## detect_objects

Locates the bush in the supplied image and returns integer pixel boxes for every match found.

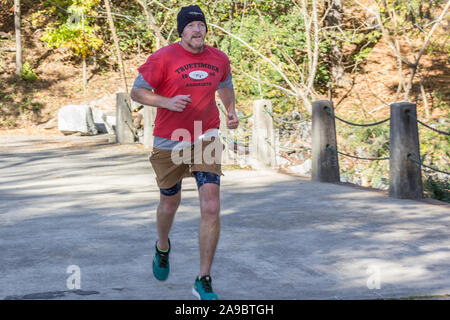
[20,62,38,81]
[423,175,450,203]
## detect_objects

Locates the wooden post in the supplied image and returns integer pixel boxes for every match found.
[116,93,134,144]
[389,102,423,199]
[251,99,275,167]
[311,100,340,182]
[143,106,156,149]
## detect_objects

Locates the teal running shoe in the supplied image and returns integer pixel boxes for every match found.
[192,275,219,300]
[152,239,170,281]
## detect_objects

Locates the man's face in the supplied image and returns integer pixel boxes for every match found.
[181,21,206,51]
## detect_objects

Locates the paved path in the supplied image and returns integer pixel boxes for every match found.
[0,134,449,300]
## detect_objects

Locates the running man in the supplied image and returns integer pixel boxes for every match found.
[130,5,238,300]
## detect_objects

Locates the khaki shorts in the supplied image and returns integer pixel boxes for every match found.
[149,137,224,189]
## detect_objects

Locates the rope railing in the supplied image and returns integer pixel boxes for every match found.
[326,145,389,161]
[322,105,390,165]
[216,99,447,200]
[407,154,450,176]
[406,111,450,136]
[217,100,448,186]
[402,111,450,176]
[279,145,311,152]
[217,103,253,121]
[265,138,311,152]
[219,133,249,147]
[238,113,253,120]
[324,107,390,127]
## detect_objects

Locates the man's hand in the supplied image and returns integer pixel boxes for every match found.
[130,89,191,112]
[164,94,192,112]
[217,87,238,129]
[227,110,239,129]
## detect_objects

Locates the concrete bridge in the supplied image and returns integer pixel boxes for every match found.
[0,134,448,300]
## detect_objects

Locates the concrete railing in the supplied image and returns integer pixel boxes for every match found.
[142,106,156,149]
[116,92,156,147]
[115,92,134,144]
[311,100,340,183]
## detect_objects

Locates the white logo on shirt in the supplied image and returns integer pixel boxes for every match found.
[189,70,208,80]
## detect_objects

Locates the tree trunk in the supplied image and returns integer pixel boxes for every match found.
[14,0,22,76]
[136,0,167,50]
[104,0,128,93]
[403,0,450,100]
[82,11,87,98]
[324,0,349,87]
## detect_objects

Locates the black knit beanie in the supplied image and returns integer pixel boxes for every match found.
[177,5,208,36]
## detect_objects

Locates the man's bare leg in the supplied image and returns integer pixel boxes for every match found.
[198,183,221,276]
[156,191,181,250]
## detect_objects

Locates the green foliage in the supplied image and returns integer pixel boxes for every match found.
[212,4,320,112]
[423,175,450,203]
[337,117,390,189]
[418,117,450,178]
[338,120,390,155]
[41,23,102,58]
[379,0,445,43]
[433,90,450,110]
[111,3,151,54]
[39,0,103,58]
[20,62,38,81]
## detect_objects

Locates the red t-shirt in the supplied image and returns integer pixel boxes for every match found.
[138,43,231,142]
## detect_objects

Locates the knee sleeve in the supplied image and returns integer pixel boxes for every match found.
[160,180,182,196]
[193,171,220,189]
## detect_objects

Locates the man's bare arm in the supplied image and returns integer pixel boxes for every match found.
[130,88,192,113]
[217,87,238,129]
